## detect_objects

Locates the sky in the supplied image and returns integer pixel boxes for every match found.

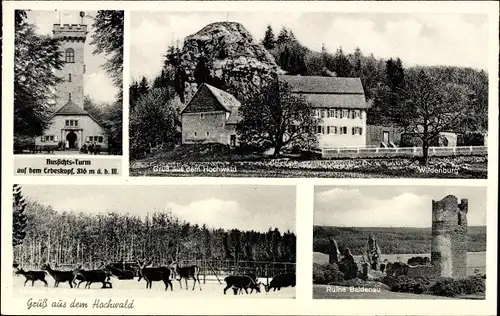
[130,11,489,81]
[21,185,296,233]
[314,186,487,228]
[26,10,118,104]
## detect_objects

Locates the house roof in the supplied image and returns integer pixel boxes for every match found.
[204,84,241,112]
[279,75,369,109]
[279,75,365,94]
[54,100,89,115]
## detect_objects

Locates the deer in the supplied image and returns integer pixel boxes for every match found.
[137,260,173,291]
[15,268,48,287]
[265,273,296,293]
[169,261,202,291]
[105,264,135,280]
[41,263,77,288]
[223,275,261,295]
[72,266,112,289]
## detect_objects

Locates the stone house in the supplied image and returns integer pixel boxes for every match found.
[180,83,241,146]
[35,21,108,150]
[279,75,370,149]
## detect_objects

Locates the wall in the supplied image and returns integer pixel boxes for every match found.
[366,125,403,146]
[35,115,108,148]
[316,109,367,148]
[54,25,87,110]
[182,111,231,145]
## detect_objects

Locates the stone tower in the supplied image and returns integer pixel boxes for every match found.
[52,13,88,110]
[431,195,468,279]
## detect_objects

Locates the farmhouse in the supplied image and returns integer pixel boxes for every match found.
[279,75,370,149]
[35,19,108,150]
[180,83,241,146]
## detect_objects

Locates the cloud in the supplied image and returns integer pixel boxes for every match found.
[315,188,431,227]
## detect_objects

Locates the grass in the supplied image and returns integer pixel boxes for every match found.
[130,144,488,178]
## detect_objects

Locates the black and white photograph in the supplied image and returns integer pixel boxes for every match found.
[313,185,487,299]
[13,10,123,156]
[129,11,489,178]
[11,184,296,299]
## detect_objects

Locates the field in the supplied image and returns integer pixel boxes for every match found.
[12,275,295,299]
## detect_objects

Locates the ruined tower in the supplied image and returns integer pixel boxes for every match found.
[431,195,468,279]
[52,12,88,110]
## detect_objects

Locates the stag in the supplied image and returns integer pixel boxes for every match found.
[137,260,173,291]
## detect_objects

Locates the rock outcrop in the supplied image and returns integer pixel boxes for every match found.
[178,21,283,101]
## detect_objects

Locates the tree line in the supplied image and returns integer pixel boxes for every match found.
[313,226,486,255]
[13,10,123,152]
[129,23,488,163]
[13,194,296,267]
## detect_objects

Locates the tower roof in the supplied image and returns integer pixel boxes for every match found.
[55,100,88,115]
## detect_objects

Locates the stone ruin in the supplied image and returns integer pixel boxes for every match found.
[366,233,382,270]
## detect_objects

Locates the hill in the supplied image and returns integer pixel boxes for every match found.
[313,225,486,255]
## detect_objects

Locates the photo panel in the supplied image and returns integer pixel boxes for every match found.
[312,185,487,300]
[13,9,124,176]
[11,184,296,299]
[129,10,489,179]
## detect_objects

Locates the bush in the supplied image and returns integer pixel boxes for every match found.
[382,275,431,294]
[429,276,485,297]
[313,263,345,285]
[457,131,486,146]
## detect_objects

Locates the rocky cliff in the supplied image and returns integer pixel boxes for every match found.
[178,22,283,101]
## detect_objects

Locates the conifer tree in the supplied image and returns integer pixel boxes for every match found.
[13,184,27,247]
[262,25,276,50]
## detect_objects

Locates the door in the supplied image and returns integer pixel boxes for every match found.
[383,131,390,144]
[230,135,236,147]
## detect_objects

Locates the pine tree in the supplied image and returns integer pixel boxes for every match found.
[13,184,27,247]
[277,27,290,45]
[262,25,276,50]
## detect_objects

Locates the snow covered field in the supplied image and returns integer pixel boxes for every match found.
[12,274,295,299]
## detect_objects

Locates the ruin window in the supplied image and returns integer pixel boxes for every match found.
[458,213,462,225]
[65,48,75,63]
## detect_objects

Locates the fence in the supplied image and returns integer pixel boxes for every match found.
[321,146,488,159]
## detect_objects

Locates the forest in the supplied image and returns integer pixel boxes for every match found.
[129,24,488,159]
[313,225,487,255]
[12,187,296,268]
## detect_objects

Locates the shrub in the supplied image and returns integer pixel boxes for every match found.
[313,263,345,285]
[429,276,485,297]
[383,275,431,294]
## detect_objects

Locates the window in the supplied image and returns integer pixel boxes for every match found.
[313,109,321,117]
[326,126,330,134]
[316,126,325,134]
[206,132,210,136]
[68,73,72,82]
[340,126,347,135]
[69,93,72,101]
[352,127,363,135]
[65,48,75,63]
[98,136,103,143]
[342,110,349,119]
[201,113,205,119]
[42,135,55,142]
[335,109,341,118]
[330,126,337,134]
[65,120,79,127]
[354,110,361,119]
[194,132,197,136]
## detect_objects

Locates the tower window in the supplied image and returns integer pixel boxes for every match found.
[69,93,72,101]
[65,48,75,63]
[458,213,462,225]
[68,73,72,82]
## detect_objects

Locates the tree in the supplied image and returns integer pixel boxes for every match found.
[333,47,353,77]
[129,87,180,158]
[90,11,124,90]
[14,10,64,142]
[276,27,290,45]
[13,184,27,247]
[262,25,276,50]
[394,68,475,164]
[238,81,318,156]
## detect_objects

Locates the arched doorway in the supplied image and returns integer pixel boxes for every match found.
[66,131,77,149]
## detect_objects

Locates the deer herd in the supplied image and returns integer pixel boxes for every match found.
[13,260,296,295]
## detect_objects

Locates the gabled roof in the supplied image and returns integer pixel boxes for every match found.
[181,83,241,114]
[279,75,365,95]
[54,100,89,115]
[279,75,369,109]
